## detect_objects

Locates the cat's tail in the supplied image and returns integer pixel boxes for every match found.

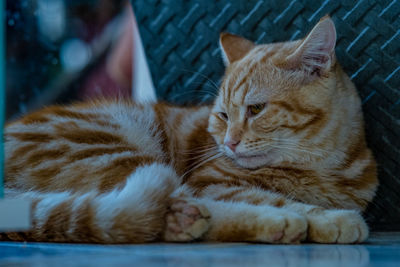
[1,163,179,243]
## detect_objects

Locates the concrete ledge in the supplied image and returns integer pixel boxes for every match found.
[0,198,31,231]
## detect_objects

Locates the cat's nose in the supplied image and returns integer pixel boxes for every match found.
[225,139,241,152]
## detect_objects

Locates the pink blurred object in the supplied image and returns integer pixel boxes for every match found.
[80,3,135,100]
[81,62,131,99]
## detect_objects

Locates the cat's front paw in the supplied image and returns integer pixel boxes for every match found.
[257,211,308,244]
[307,209,369,243]
[163,198,210,242]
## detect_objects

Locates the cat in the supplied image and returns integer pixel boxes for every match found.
[1,16,378,244]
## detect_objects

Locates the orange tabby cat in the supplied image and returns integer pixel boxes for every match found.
[2,16,377,244]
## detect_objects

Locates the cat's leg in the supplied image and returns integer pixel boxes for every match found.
[285,202,369,243]
[203,185,369,243]
[2,163,180,243]
[199,198,308,243]
[163,185,306,243]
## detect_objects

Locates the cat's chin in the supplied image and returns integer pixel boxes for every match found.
[233,154,274,169]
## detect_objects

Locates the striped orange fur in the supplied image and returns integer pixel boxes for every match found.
[2,17,377,244]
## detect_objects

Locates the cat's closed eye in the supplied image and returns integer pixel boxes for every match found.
[218,112,229,121]
[247,103,266,117]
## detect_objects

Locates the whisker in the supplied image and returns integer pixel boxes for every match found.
[248,139,326,157]
[170,90,217,103]
[181,146,218,155]
[186,150,219,161]
[266,143,325,158]
[170,87,219,98]
[244,139,341,164]
[177,68,220,92]
[181,152,223,179]
[187,82,219,96]
[185,149,219,167]
[270,137,348,154]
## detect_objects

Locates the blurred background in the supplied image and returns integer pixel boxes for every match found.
[6,0,136,120]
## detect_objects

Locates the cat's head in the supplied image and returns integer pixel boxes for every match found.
[208,16,341,169]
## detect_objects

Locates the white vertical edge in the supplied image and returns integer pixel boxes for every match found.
[131,11,157,103]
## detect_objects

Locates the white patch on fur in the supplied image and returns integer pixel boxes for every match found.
[179,106,210,138]
[249,47,268,63]
[93,102,161,157]
[67,192,94,237]
[94,163,179,231]
[342,158,370,179]
[31,191,71,228]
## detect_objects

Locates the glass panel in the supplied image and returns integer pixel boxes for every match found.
[6,0,127,121]
[1,0,5,198]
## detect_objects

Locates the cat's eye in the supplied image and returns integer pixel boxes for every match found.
[218,112,228,121]
[247,103,266,117]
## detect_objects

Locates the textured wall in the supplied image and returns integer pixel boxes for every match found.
[132,0,400,230]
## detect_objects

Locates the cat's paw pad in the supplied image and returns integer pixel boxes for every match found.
[259,211,307,244]
[307,209,369,243]
[164,198,210,242]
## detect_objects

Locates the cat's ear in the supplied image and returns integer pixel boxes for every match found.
[219,33,255,65]
[282,16,336,77]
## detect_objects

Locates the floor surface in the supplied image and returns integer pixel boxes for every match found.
[1,232,399,267]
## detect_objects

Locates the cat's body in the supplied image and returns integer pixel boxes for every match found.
[2,17,377,243]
